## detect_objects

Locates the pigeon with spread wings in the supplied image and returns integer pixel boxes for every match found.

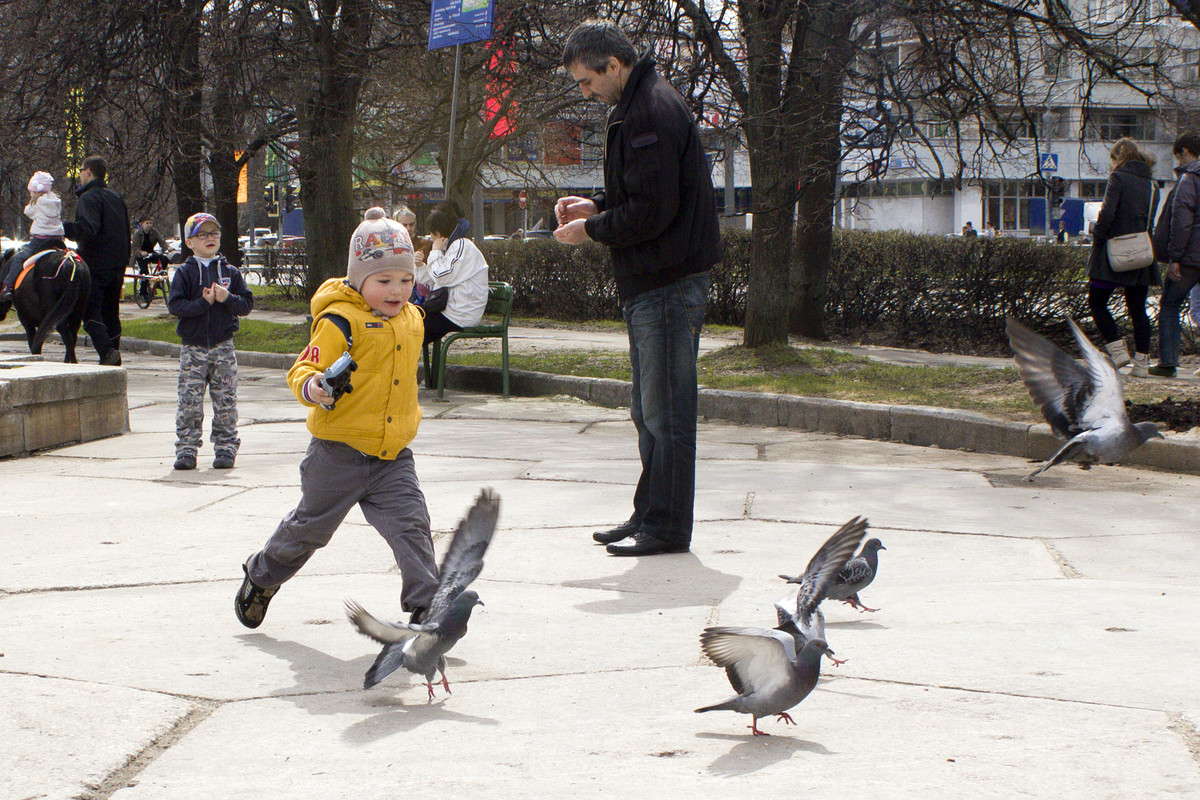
[346,488,499,696]
[696,628,835,736]
[1006,317,1162,479]
[775,516,869,647]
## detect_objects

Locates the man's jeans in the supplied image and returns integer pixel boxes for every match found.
[622,271,710,548]
[1158,266,1200,367]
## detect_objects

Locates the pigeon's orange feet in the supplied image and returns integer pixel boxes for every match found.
[425,682,437,701]
[441,674,452,694]
[775,712,796,725]
[749,720,770,736]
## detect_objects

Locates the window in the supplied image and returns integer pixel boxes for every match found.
[842,179,953,198]
[579,128,604,165]
[926,120,953,139]
[1182,49,1200,82]
[1085,111,1155,141]
[1042,41,1067,81]
[1079,180,1108,199]
[983,180,1044,231]
[1089,0,1165,23]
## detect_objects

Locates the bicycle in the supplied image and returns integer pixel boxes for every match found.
[127,252,172,308]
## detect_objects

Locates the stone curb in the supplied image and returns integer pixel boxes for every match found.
[34,334,1200,476]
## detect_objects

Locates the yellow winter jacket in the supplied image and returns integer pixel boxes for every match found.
[287,278,424,459]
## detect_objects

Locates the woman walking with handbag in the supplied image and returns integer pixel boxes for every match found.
[1086,137,1160,377]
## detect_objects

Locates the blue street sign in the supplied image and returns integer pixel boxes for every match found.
[1039,153,1058,172]
[429,0,494,50]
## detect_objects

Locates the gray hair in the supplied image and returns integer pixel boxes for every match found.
[393,205,416,223]
[562,20,637,72]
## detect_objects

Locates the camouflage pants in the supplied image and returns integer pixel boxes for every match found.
[175,340,240,457]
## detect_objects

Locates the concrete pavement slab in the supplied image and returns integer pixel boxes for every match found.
[2,347,1199,798]
[0,674,196,800]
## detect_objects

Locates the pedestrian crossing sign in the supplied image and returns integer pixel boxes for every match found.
[1039,153,1058,172]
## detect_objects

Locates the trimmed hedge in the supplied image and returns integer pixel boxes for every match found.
[480,229,1092,354]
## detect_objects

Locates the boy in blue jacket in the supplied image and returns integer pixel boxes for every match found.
[166,213,254,470]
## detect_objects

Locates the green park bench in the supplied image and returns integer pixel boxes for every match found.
[422,281,515,400]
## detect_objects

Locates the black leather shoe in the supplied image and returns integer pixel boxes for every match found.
[606,531,689,557]
[592,518,641,545]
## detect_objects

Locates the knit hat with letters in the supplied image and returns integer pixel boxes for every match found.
[347,207,414,291]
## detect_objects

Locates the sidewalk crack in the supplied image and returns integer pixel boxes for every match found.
[75,700,221,799]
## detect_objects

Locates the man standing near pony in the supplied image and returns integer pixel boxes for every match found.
[64,156,130,366]
[554,21,721,557]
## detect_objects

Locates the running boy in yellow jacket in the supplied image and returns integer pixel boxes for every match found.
[236,208,437,629]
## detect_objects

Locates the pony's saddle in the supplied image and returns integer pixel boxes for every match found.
[14,249,82,291]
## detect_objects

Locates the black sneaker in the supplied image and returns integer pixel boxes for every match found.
[1147,364,1177,378]
[100,350,122,367]
[174,453,197,470]
[235,559,278,629]
[213,454,235,469]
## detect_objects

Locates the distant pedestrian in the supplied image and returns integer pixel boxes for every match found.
[63,156,130,366]
[235,208,438,634]
[393,205,417,239]
[1087,137,1160,379]
[554,20,721,557]
[984,221,999,238]
[166,213,253,470]
[1148,132,1200,378]
[0,171,66,318]
[130,218,168,268]
[1056,221,1069,244]
[962,221,977,237]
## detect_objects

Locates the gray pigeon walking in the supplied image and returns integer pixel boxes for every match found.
[1007,316,1163,479]
[345,488,499,696]
[775,516,869,652]
[826,538,885,612]
[696,629,835,736]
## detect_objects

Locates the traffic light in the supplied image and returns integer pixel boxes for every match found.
[263,185,279,215]
[1048,176,1066,210]
[284,184,295,214]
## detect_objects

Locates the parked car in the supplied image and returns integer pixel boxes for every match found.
[238,228,276,249]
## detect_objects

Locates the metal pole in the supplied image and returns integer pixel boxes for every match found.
[445,43,462,200]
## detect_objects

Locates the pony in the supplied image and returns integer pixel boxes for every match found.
[6,247,91,363]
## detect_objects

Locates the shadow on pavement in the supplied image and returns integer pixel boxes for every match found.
[236,633,498,744]
[562,552,741,614]
[695,730,832,776]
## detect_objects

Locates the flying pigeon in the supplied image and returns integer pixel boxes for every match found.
[696,628,835,736]
[1006,316,1163,479]
[345,488,499,697]
[825,538,885,613]
[775,516,870,655]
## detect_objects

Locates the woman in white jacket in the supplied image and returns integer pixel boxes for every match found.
[415,201,489,345]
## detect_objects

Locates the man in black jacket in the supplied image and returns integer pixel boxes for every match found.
[1149,132,1200,378]
[64,156,130,366]
[555,21,721,557]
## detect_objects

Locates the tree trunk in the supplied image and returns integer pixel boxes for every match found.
[742,142,798,347]
[291,0,373,293]
[788,4,858,339]
[164,0,205,252]
[739,1,797,348]
[210,148,242,267]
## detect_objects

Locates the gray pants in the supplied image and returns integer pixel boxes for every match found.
[247,439,438,614]
[175,340,240,457]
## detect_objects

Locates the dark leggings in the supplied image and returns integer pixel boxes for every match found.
[422,310,463,345]
[1088,283,1151,353]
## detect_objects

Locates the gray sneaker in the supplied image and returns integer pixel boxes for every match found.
[235,559,278,629]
